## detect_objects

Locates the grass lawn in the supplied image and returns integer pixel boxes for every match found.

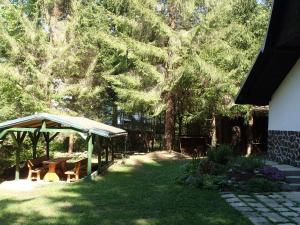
[0,151,252,225]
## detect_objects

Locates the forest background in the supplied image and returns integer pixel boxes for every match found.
[0,0,272,150]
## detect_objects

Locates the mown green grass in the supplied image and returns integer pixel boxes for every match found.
[0,156,251,225]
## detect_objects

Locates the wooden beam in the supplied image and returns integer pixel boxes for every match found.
[10,131,27,146]
[49,132,59,142]
[20,131,27,143]
[15,146,20,180]
[0,130,8,140]
[40,128,84,135]
[16,132,21,140]
[29,132,40,159]
[10,132,18,144]
[42,120,46,129]
[0,127,87,138]
[95,136,102,173]
[9,132,26,180]
[9,132,20,180]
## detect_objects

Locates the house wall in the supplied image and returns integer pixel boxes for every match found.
[268,58,300,166]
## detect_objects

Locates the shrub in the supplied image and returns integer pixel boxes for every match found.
[175,157,201,185]
[260,166,285,181]
[175,174,189,185]
[244,177,281,192]
[207,144,233,164]
[202,174,226,190]
[232,156,264,172]
[175,173,203,187]
[218,163,232,174]
[198,159,216,174]
[181,158,200,176]
[185,175,204,187]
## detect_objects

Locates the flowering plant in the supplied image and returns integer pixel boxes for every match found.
[259,166,285,181]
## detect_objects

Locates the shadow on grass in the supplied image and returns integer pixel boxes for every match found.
[0,158,251,225]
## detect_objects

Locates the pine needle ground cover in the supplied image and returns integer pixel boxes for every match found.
[0,152,251,225]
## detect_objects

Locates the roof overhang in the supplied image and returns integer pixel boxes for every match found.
[235,0,300,105]
[0,113,127,139]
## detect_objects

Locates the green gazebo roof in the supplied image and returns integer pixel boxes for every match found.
[0,113,127,138]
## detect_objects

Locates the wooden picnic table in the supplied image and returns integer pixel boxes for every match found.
[43,157,71,182]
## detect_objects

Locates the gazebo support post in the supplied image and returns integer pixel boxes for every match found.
[10,131,27,180]
[105,144,109,163]
[124,135,127,155]
[87,134,94,176]
[111,139,114,161]
[29,132,40,159]
[95,135,102,173]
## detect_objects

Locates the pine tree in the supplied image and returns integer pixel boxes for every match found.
[88,0,207,150]
[0,1,49,119]
[179,0,271,145]
[0,0,271,151]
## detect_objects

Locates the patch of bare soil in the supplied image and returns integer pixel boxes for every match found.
[146,151,191,161]
[112,151,190,171]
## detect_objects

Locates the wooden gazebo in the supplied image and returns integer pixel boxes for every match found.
[0,113,127,180]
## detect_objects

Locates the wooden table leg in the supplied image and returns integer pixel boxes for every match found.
[43,163,59,182]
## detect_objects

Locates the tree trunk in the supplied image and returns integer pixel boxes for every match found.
[68,134,74,154]
[159,114,162,150]
[164,92,175,151]
[246,115,254,156]
[164,3,177,151]
[178,115,183,138]
[112,103,118,126]
[47,1,70,45]
[211,115,217,148]
[44,133,50,159]
[42,1,71,110]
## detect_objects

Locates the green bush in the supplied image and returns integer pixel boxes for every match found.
[207,144,233,164]
[180,158,200,176]
[232,156,264,172]
[175,173,226,190]
[198,159,216,174]
[213,163,231,175]
[176,145,282,192]
[198,159,229,176]
[185,175,204,187]
[175,174,189,185]
[202,174,226,190]
[244,177,281,192]
[175,173,203,187]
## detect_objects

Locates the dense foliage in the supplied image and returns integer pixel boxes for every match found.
[176,145,285,192]
[0,0,271,149]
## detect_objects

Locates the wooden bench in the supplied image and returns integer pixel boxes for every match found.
[27,155,48,181]
[65,158,87,182]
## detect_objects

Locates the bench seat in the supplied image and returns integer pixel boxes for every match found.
[27,155,48,181]
[65,158,87,182]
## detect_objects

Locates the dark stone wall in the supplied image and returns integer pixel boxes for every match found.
[268,130,300,166]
